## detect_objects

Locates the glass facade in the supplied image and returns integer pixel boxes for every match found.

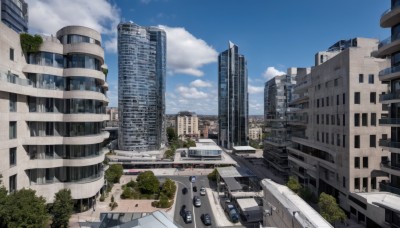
[66,54,101,71]
[29,122,103,137]
[1,0,28,33]
[27,143,103,160]
[218,42,248,149]
[117,22,166,151]
[28,97,106,114]
[59,34,101,46]
[28,52,101,71]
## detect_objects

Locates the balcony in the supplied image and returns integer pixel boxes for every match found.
[381,162,400,177]
[264,137,291,147]
[379,139,400,154]
[379,182,400,195]
[376,34,400,57]
[379,118,400,126]
[379,92,400,103]
[379,65,400,81]
[380,4,400,28]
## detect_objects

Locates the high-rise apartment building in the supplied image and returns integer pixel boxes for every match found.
[218,41,248,149]
[0,23,109,210]
[263,68,308,180]
[117,22,166,152]
[288,38,390,218]
[1,0,28,33]
[176,111,199,139]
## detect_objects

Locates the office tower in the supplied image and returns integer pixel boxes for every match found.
[263,68,308,180]
[288,38,391,224]
[218,41,249,149]
[0,23,109,210]
[1,0,28,33]
[117,22,166,152]
[176,111,199,139]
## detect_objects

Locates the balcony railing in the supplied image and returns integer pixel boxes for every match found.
[381,161,400,171]
[379,93,400,102]
[378,34,400,49]
[265,137,290,145]
[379,118,400,125]
[379,139,400,148]
[380,182,400,195]
[379,65,400,77]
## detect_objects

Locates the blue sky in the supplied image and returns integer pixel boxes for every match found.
[27,0,390,115]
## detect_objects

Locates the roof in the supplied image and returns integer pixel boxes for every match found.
[356,192,400,214]
[232,146,256,151]
[236,198,260,211]
[189,145,222,151]
[261,179,333,228]
[97,211,181,228]
[197,139,216,143]
[224,177,243,191]
[217,166,256,178]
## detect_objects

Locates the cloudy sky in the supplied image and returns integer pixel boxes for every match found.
[26,0,389,115]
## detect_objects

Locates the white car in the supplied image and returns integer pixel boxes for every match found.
[200,187,206,196]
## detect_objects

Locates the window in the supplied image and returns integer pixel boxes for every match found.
[363,157,369,168]
[331,115,335,125]
[343,176,346,188]
[317,115,319,124]
[355,178,360,191]
[359,74,364,83]
[343,114,345,126]
[337,134,340,146]
[355,135,360,148]
[368,74,374,84]
[362,113,368,126]
[9,122,17,139]
[343,135,346,147]
[9,148,16,167]
[355,92,360,104]
[371,113,376,126]
[343,93,346,105]
[355,157,360,168]
[355,113,360,126]
[370,135,376,147]
[326,133,329,144]
[317,99,319,108]
[9,93,17,112]
[9,48,14,61]
[9,175,16,193]
[337,95,339,105]
[370,92,376,104]
[322,114,324,124]
[322,99,324,107]
[317,132,319,141]
[322,132,325,143]
[326,115,329,125]
[337,114,340,126]
[334,78,338,86]
[331,133,334,145]
[363,178,368,192]
[326,97,329,106]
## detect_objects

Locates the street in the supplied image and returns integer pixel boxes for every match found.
[159,175,217,228]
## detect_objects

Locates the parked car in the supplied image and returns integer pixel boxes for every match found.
[200,186,206,196]
[193,196,201,207]
[225,204,239,223]
[201,213,212,226]
[182,187,188,195]
[180,205,186,216]
[193,185,197,192]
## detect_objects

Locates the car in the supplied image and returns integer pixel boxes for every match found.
[189,176,196,183]
[182,187,188,195]
[201,213,212,226]
[193,196,201,207]
[193,186,197,192]
[184,210,192,223]
[225,204,239,223]
[200,187,206,196]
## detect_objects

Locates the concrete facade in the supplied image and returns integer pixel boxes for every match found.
[0,23,109,210]
[288,37,391,225]
[176,111,199,139]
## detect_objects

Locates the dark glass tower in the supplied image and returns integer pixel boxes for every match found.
[117,22,166,152]
[218,41,248,149]
[1,0,28,33]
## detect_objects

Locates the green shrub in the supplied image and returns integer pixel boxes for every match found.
[109,202,118,211]
[99,193,105,202]
[208,169,218,181]
[126,180,136,188]
[20,33,43,53]
[121,187,133,199]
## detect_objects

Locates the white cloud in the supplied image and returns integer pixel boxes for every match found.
[176,86,208,99]
[263,67,285,81]
[26,0,120,53]
[158,25,218,77]
[248,85,263,94]
[190,79,212,88]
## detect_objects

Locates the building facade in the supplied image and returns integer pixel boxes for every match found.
[218,41,249,149]
[117,22,166,152]
[249,127,262,140]
[0,23,109,210]
[176,111,199,139]
[0,0,28,33]
[288,38,391,224]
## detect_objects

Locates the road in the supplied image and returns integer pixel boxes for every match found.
[159,175,217,228]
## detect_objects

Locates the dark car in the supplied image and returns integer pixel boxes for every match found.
[182,187,188,194]
[180,205,186,216]
[193,186,197,192]
[201,213,212,226]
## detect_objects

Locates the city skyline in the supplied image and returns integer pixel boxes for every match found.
[24,0,390,115]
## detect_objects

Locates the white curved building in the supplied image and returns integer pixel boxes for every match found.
[0,23,109,211]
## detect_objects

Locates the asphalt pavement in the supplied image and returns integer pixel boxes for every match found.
[159,175,216,228]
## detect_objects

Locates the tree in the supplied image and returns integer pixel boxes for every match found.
[207,169,218,181]
[286,176,302,194]
[0,174,7,227]
[167,127,178,143]
[162,178,177,199]
[50,189,74,228]
[1,188,48,228]
[137,171,160,194]
[105,164,123,184]
[183,139,196,148]
[318,192,347,224]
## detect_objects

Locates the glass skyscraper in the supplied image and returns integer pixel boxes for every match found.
[1,0,28,33]
[117,22,166,152]
[218,41,249,149]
